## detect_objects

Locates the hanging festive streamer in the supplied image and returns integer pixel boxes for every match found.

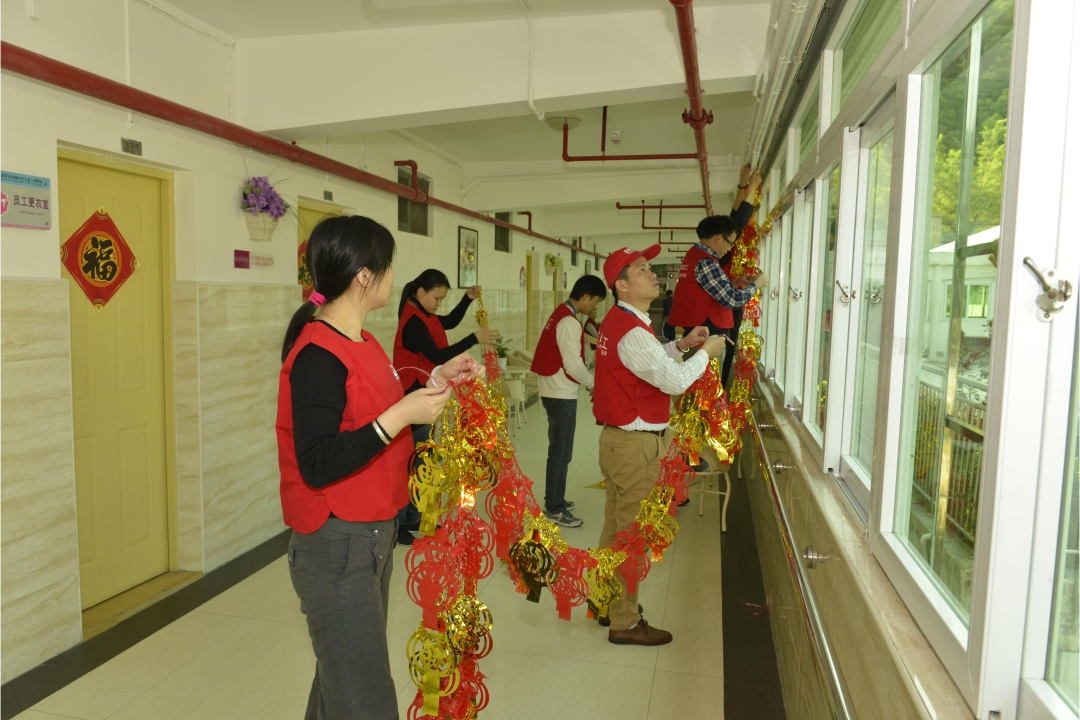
[403,221,780,716]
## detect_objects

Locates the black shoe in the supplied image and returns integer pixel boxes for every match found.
[678,496,690,507]
[396,526,415,546]
[598,604,644,627]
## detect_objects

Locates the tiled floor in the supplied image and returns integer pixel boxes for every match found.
[18,394,726,720]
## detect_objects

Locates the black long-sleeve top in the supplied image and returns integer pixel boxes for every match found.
[719,200,756,267]
[722,200,757,327]
[290,322,391,489]
[400,294,477,393]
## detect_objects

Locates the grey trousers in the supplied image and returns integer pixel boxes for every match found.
[288,516,399,720]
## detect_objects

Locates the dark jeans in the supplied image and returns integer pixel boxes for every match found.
[541,397,577,514]
[396,424,430,528]
[289,517,398,720]
[661,319,676,341]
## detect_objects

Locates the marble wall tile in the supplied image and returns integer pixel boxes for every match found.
[172,282,203,571]
[1,279,83,682]
[198,284,300,571]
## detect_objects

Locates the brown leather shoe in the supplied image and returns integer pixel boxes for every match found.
[598,604,643,627]
[608,618,672,646]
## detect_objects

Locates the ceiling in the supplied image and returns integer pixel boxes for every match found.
[167,0,764,39]
[395,92,756,163]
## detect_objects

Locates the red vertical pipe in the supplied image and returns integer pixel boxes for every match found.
[670,0,715,216]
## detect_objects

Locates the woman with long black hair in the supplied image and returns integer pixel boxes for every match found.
[277,216,483,720]
[392,269,499,544]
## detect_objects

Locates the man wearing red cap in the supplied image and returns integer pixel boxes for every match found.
[593,244,728,646]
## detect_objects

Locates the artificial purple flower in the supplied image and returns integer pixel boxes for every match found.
[241,176,289,219]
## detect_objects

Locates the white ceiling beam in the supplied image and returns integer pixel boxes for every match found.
[235,4,769,139]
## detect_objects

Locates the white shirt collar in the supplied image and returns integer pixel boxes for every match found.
[617,300,652,324]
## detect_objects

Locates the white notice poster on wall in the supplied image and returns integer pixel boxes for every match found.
[1,171,52,230]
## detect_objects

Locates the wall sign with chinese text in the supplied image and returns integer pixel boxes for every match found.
[1,171,52,230]
[234,250,274,270]
[60,208,137,309]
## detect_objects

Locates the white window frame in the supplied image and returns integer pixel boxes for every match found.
[799,159,838,456]
[837,98,898,514]
[774,210,794,391]
[863,0,1080,716]
[785,185,815,412]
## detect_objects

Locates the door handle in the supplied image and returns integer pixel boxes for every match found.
[835,280,854,306]
[789,286,803,300]
[1023,257,1073,321]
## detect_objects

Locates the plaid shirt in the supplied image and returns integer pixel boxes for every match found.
[692,243,757,308]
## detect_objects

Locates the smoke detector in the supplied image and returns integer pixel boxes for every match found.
[544,116,582,131]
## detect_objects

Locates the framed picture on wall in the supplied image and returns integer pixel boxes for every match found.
[458,226,478,287]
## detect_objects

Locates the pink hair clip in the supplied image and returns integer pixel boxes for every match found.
[310,292,326,307]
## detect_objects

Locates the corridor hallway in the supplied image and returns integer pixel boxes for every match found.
[14,399,752,720]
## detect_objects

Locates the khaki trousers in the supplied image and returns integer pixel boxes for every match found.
[597,425,666,630]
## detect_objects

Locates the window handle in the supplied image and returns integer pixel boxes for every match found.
[770,288,780,300]
[789,286,803,300]
[835,280,854,306]
[866,285,884,306]
[1023,257,1072,321]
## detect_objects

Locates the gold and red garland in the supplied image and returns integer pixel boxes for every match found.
[404,192,781,718]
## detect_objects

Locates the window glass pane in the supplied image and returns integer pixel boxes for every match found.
[850,129,893,473]
[809,163,841,436]
[1047,313,1080,712]
[832,0,903,120]
[776,211,793,390]
[800,91,820,167]
[894,0,1014,623]
[966,285,990,318]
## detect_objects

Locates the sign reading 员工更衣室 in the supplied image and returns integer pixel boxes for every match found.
[1,171,52,229]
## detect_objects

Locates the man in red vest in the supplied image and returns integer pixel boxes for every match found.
[530,274,608,528]
[593,244,728,646]
[669,167,764,384]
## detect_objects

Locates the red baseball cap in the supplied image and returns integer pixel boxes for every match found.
[603,244,661,288]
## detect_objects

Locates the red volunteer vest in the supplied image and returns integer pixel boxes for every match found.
[592,306,672,427]
[530,302,586,382]
[393,301,449,391]
[667,245,734,330]
[278,322,413,534]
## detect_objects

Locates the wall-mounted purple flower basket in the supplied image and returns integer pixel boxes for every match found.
[241,176,289,241]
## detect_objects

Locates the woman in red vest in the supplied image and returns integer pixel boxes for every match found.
[278,216,483,720]
[392,269,499,544]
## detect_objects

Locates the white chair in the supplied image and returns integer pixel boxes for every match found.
[688,444,733,532]
[502,378,527,435]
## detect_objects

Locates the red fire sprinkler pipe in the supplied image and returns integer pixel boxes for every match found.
[639,203,696,231]
[670,0,715,217]
[0,41,603,260]
[516,211,533,232]
[562,122,698,163]
[393,160,428,203]
[615,202,705,210]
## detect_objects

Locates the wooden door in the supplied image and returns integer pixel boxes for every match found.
[59,158,170,609]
